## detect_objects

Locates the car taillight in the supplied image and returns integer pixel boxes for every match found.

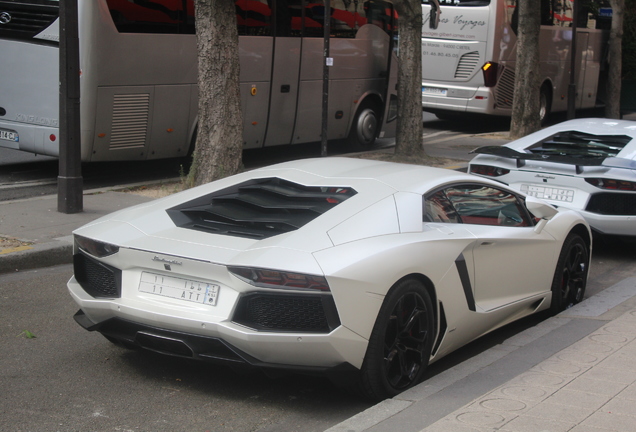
[585,178,636,191]
[470,164,510,177]
[74,235,119,257]
[482,62,499,87]
[228,267,330,292]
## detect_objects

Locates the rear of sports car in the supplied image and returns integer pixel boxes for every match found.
[67,172,393,378]
[469,121,636,236]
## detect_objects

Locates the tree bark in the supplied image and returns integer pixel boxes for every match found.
[394,0,423,156]
[605,0,624,119]
[189,0,243,187]
[509,0,541,139]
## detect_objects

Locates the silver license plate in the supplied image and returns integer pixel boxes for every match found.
[521,184,575,203]
[139,272,219,306]
[422,87,447,96]
[0,129,18,142]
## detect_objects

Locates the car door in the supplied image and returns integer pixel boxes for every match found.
[432,183,557,312]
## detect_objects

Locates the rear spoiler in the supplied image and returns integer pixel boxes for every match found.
[471,146,636,174]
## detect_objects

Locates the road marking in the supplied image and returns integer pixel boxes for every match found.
[0,245,34,255]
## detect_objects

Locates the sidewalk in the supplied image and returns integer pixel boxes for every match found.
[327,278,636,432]
[1,128,636,432]
[0,188,154,273]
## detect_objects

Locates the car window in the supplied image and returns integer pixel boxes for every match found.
[423,190,460,223]
[444,185,531,227]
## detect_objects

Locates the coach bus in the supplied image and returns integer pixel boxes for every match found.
[420,0,611,122]
[0,0,397,162]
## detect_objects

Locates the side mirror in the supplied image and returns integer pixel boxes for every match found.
[525,196,558,234]
[525,196,558,220]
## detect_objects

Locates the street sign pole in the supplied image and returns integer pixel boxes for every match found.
[58,0,83,213]
[321,0,331,157]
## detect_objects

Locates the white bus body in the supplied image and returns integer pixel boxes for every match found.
[0,0,397,162]
[420,0,610,119]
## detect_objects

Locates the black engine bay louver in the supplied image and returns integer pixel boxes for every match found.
[166,178,357,239]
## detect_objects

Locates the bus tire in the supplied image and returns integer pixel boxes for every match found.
[539,84,552,126]
[348,101,380,151]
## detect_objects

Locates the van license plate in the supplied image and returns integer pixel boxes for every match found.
[0,129,18,142]
[422,87,447,96]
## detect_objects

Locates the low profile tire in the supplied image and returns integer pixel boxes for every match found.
[347,102,379,151]
[358,279,435,401]
[550,233,589,314]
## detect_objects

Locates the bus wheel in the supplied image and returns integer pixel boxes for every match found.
[348,102,379,151]
[539,85,552,126]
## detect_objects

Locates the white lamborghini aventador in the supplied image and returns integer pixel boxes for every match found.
[68,157,591,400]
[469,118,636,237]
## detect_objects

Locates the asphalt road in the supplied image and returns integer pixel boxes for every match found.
[0,265,371,432]
[2,236,635,432]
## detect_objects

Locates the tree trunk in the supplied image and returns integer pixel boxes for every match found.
[394,0,423,157]
[189,0,243,187]
[510,0,541,139]
[605,0,624,119]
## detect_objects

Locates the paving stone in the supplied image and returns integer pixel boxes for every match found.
[581,411,636,430]
[616,382,636,401]
[598,350,636,372]
[563,376,628,397]
[423,417,493,432]
[506,372,572,389]
[497,414,575,432]
[523,401,593,423]
[488,385,555,403]
[545,388,611,410]
[600,397,636,417]
[569,424,617,432]
[580,366,636,385]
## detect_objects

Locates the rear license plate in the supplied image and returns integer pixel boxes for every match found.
[521,184,574,203]
[422,87,447,96]
[139,272,219,306]
[0,129,18,142]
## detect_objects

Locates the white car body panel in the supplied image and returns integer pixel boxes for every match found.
[68,157,591,378]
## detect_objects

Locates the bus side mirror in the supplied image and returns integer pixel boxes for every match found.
[429,0,441,30]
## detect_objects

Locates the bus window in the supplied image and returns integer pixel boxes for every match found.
[106,0,194,34]
[236,0,272,36]
[421,0,491,5]
[299,0,396,38]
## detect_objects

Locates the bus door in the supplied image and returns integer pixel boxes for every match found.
[263,38,302,146]
[574,31,602,110]
[236,0,273,149]
[262,0,303,147]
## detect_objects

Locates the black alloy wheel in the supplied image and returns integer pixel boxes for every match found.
[359,279,435,401]
[550,233,588,314]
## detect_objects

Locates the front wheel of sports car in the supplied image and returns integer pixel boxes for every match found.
[550,233,589,314]
[359,279,435,401]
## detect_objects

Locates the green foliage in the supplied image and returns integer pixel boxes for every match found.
[19,330,36,339]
